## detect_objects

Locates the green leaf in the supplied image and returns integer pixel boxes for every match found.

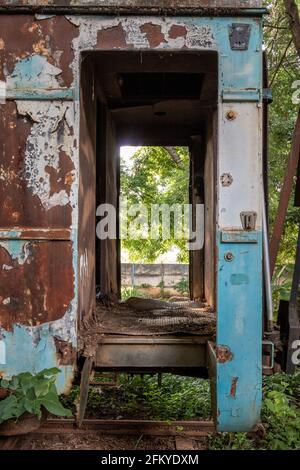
[37,368,61,378]
[34,380,51,398]
[38,392,72,417]
[0,395,25,423]
[23,398,35,414]
[18,372,34,394]
[0,369,71,424]
[0,379,11,389]
[9,376,20,391]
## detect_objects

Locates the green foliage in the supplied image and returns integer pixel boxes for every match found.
[60,372,300,449]
[0,368,72,424]
[121,146,189,263]
[263,0,300,268]
[209,373,300,450]
[175,277,189,295]
[61,374,211,421]
[121,286,148,300]
[272,264,294,312]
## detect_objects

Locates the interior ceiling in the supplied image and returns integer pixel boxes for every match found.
[91,51,218,145]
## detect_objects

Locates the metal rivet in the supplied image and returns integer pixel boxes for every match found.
[224,252,234,262]
[226,110,237,121]
[220,172,233,187]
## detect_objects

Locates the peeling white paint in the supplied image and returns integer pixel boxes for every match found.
[70,16,215,91]
[35,14,56,21]
[2,264,13,271]
[16,100,77,210]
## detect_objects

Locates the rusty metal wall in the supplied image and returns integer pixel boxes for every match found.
[0,15,79,393]
[0,12,264,434]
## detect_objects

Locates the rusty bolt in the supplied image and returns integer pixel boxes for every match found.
[216,345,233,363]
[226,110,237,121]
[224,252,234,262]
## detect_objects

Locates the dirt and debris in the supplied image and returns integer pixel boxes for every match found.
[2,432,207,451]
[79,297,216,356]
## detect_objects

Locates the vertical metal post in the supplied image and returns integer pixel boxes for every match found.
[262,192,273,331]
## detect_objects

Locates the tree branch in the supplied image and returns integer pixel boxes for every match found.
[284,0,300,58]
[162,147,184,169]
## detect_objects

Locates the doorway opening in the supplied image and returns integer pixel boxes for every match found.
[120,144,190,301]
[79,50,218,370]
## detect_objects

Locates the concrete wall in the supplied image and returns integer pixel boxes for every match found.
[122,263,188,290]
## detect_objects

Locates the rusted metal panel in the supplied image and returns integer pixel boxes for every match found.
[0,15,78,89]
[0,13,79,392]
[0,241,74,330]
[78,55,96,323]
[0,102,75,228]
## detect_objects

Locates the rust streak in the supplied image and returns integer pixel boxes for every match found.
[230,377,238,397]
[54,338,76,366]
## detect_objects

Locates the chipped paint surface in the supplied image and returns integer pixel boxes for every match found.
[216,345,233,363]
[0,325,74,393]
[0,12,263,430]
[6,55,63,91]
[15,100,76,210]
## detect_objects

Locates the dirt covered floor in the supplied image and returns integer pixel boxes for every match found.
[2,432,207,450]
[79,297,216,356]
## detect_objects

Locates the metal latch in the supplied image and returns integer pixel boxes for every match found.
[262,340,274,370]
[263,88,273,104]
[229,24,251,51]
[240,211,257,231]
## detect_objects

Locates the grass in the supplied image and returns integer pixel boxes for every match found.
[62,374,211,421]
[61,372,300,450]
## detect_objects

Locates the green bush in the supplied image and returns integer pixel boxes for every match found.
[209,373,300,450]
[175,277,189,295]
[0,368,72,423]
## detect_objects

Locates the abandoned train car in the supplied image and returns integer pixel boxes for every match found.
[0,1,265,432]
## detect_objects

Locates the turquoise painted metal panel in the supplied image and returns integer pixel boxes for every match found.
[0,325,74,394]
[215,16,263,431]
[216,232,262,431]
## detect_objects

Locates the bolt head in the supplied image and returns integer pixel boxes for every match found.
[226,110,236,120]
[224,252,234,262]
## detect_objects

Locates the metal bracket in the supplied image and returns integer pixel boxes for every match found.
[76,356,94,428]
[262,340,274,370]
[263,88,273,104]
[229,23,251,51]
[240,211,257,231]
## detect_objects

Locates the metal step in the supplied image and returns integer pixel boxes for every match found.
[94,335,210,373]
